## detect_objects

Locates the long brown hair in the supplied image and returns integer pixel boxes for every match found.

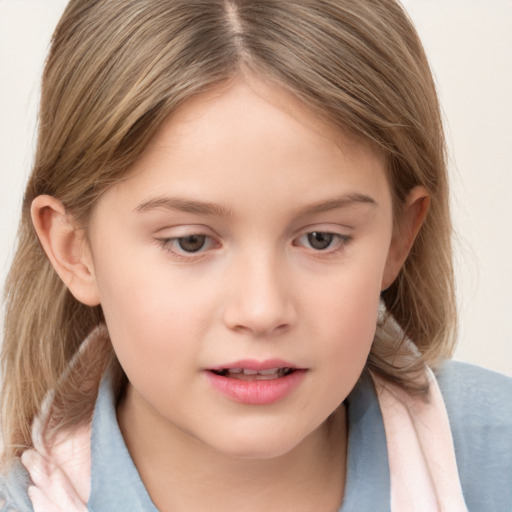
[2,0,456,467]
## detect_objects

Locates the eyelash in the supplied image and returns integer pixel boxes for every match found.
[294,232,352,253]
[157,234,216,258]
[156,231,352,259]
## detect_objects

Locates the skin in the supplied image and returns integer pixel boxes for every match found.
[32,79,428,511]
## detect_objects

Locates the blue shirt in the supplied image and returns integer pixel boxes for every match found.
[2,360,511,511]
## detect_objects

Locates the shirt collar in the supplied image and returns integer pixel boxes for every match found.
[88,373,159,511]
[341,370,390,511]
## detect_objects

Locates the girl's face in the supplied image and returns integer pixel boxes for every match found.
[86,80,403,458]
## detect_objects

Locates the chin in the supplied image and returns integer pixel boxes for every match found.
[203,423,316,461]
[221,442,299,461]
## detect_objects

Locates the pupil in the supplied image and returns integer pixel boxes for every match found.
[308,232,333,250]
[178,235,206,252]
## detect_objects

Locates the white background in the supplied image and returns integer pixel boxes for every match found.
[1,0,511,376]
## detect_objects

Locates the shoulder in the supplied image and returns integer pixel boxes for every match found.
[435,360,512,512]
[436,359,512,429]
[0,460,33,512]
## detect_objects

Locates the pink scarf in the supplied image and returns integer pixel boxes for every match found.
[20,356,468,511]
[372,369,467,511]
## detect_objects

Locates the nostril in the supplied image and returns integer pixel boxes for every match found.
[221,264,297,335]
[229,321,291,337]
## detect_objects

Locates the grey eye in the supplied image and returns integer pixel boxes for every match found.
[307,232,334,250]
[177,235,207,252]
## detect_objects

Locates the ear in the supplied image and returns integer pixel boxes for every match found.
[381,186,430,290]
[31,195,101,306]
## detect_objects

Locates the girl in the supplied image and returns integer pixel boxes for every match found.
[1,1,511,511]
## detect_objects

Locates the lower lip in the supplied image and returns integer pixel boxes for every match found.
[205,370,307,405]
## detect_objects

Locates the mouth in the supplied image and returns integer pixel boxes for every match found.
[205,361,307,405]
[208,367,297,381]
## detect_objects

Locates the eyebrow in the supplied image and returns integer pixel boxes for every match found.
[295,193,377,216]
[134,196,234,217]
[134,193,377,217]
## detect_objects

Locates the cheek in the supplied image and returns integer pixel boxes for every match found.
[308,255,386,389]
[91,246,215,374]
[321,287,379,369]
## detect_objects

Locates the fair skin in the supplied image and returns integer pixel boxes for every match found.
[32,79,428,511]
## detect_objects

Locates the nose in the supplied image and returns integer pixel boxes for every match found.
[222,252,297,337]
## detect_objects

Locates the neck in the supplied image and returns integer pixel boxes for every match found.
[118,389,348,512]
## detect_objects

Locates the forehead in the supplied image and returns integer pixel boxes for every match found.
[96,79,390,218]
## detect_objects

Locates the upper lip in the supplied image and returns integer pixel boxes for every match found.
[206,359,302,371]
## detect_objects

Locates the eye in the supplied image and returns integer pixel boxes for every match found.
[295,231,351,252]
[306,232,334,250]
[175,234,207,253]
[157,234,217,257]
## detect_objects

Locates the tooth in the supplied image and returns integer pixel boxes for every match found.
[258,368,279,375]
[228,368,243,374]
[242,369,258,375]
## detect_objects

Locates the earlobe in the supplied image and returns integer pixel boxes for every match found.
[381,186,430,290]
[31,195,101,306]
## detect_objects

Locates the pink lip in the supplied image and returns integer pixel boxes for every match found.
[208,359,299,372]
[205,359,307,405]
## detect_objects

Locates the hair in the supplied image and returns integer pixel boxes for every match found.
[1,0,456,467]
